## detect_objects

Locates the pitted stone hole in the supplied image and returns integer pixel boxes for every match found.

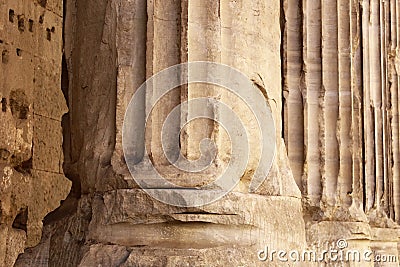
[0,40,3,44]
[46,28,51,41]
[14,157,32,174]
[1,98,6,112]
[2,50,9,64]
[19,107,28,119]
[39,15,44,24]
[9,9,15,23]
[10,151,32,174]
[28,19,34,32]
[18,15,25,32]
[16,48,22,57]
[12,207,28,233]
[0,149,11,163]
[37,0,47,8]
[10,90,29,120]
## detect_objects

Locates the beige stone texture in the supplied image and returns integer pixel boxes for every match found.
[0,0,71,266]
[0,0,399,266]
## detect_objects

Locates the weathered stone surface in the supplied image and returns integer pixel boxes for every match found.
[0,0,70,265]
[15,195,91,267]
[78,245,130,267]
[32,115,64,173]
[2,0,400,266]
[34,56,67,120]
[88,190,305,253]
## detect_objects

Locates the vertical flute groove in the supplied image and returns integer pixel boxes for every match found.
[286,0,304,188]
[337,0,352,207]
[303,0,323,205]
[382,0,390,217]
[349,0,364,208]
[394,0,400,222]
[321,0,339,206]
[362,0,376,211]
[370,0,384,210]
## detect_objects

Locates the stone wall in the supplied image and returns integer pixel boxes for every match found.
[0,0,71,266]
